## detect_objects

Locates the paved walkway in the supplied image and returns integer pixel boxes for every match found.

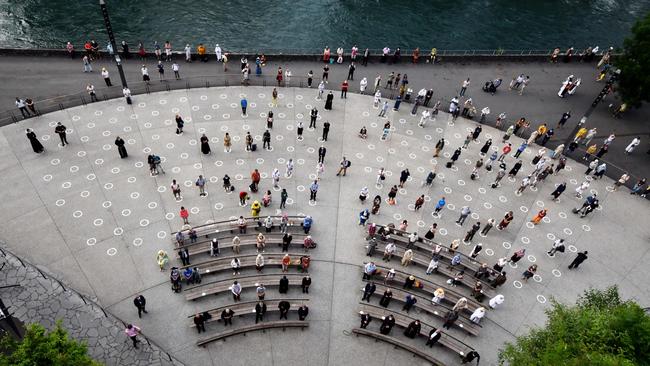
[0,245,179,366]
[1,55,649,181]
[0,87,648,365]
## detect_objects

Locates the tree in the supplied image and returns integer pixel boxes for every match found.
[616,11,650,107]
[499,286,650,366]
[0,321,101,366]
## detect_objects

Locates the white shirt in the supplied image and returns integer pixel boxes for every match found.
[172,63,179,71]
[101,70,109,78]
[122,88,131,97]
[462,80,470,88]
[15,99,25,108]
[215,46,222,55]
[141,67,148,76]
[86,85,95,93]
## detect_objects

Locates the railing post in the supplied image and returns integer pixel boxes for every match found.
[80,96,87,106]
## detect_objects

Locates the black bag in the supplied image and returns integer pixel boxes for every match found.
[230,185,235,192]
[126,96,132,105]
[502,134,510,141]
[491,183,498,188]
[446,162,453,168]
[252,143,257,151]
[470,173,477,180]
[346,160,352,167]
[532,156,541,164]
[380,174,386,180]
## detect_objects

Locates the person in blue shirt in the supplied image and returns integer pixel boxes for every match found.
[240,97,248,115]
[434,197,446,216]
[303,216,313,234]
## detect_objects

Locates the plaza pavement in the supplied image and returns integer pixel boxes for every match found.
[0,86,648,365]
[0,54,648,182]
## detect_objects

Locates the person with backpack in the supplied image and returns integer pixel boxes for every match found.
[336,157,350,176]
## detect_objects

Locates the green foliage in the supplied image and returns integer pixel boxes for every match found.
[499,286,650,366]
[0,321,101,366]
[616,12,650,106]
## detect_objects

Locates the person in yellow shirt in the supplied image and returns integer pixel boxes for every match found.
[574,127,588,143]
[584,144,598,160]
[429,48,437,63]
[197,43,207,62]
[251,200,261,218]
[537,123,548,136]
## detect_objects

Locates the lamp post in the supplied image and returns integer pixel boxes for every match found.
[99,0,128,89]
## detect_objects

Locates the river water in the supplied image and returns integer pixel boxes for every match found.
[0,0,648,51]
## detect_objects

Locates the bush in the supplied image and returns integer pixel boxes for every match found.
[0,321,101,366]
[499,286,650,366]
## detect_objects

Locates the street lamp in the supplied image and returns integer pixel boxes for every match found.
[99,0,128,89]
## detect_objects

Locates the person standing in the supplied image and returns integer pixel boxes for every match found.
[25,129,44,153]
[318,145,326,163]
[101,67,112,86]
[456,206,471,226]
[497,211,514,230]
[115,136,128,158]
[175,114,184,135]
[263,130,271,150]
[433,138,445,157]
[465,222,481,243]
[459,78,470,96]
[124,324,141,348]
[340,80,349,98]
[309,180,319,202]
[82,55,92,72]
[15,98,31,118]
[179,206,189,225]
[322,121,330,141]
[568,251,588,269]
[325,91,334,110]
[54,122,68,146]
[241,97,248,115]
[346,62,356,81]
[133,295,147,318]
[310,107,318,128]
[196,175,207,196]
[86,84,98,102]
[172,62,180,79]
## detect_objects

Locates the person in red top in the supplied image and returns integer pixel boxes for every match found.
[251,169,261,192]
[341,80,349,99]
[179,206,189,225]
[84,41,92,59]
[239,191,249,206]
[276,67,283,86]
[498,143,512,162]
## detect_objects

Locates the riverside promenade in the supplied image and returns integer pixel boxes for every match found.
[0,83,648,365]
[0,53,649,182]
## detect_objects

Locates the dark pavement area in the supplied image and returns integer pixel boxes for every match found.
[1,53,648,182]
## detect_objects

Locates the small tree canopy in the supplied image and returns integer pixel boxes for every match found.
[499,286,650,366]
[616,12,650,107]
[0,321,102,366]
